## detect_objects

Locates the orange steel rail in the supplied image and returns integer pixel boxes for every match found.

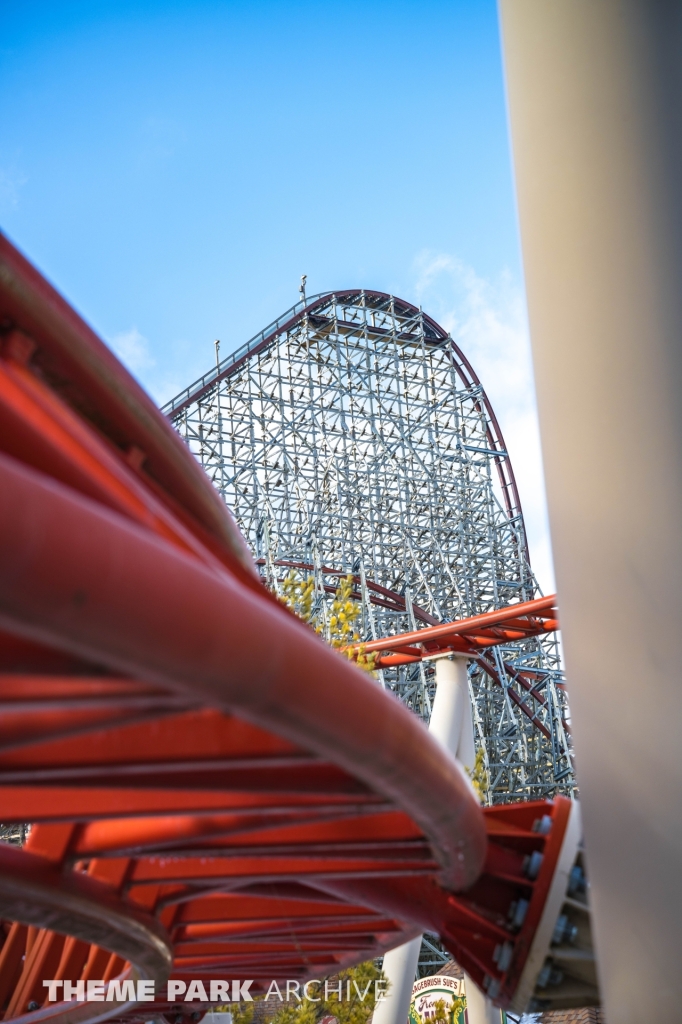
[349,596,559,667]
[0,234,574,1022]
[347,598,561,742]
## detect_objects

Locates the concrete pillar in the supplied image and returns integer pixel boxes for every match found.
[372,936,422,1024]
[462,977,501,1024]
[376,657,499,1024]
[430,656,475,771]
[499,3,682,1021]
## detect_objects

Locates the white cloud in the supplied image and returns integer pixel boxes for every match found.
[109,327,155,375]
[0,166,27,211]
[107,327,192,407]
[413,252,555,594]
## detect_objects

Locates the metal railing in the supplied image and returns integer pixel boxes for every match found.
[161,292,329,417]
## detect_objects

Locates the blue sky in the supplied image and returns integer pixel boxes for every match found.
[0,0,554,589]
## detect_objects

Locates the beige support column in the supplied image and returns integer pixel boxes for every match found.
[429,656,475,772]
[499,3,682,1020]
[372,936,422,1024]
[375,656,499,1024]
[462,978,502,1024]
[430,659,498,1023]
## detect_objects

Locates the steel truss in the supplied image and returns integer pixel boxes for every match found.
[165,290,573,801]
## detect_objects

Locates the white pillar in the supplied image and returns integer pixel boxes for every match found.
[430,656,476,771]
[499,3,682,1021]
[376,657,499,1024]
[430,655,473,770]
[463,977,501,1024]
[372,936,422,1024]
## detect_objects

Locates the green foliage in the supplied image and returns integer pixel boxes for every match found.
[321,961,386,1024]
[276,571,377,673]
[281,571,316,623]
[239,962,388,1024]
[230,1002,255,1024]
[466,747,490,804]
[327,575,361,645]
[409,992,467,1024]
[450,997,466,1024]
[432,998,448,1024]
[430,997,466,1024]
[267,1002,318,1024]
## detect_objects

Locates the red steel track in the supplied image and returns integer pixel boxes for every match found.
[349,596,559,666]
[0,234,569,1021]
[346,597,561,743]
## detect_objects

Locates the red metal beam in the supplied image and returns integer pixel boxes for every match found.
[348,594,559,665]
[0,234,573,1023]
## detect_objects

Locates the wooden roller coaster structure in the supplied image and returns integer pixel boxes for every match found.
[0,234,596,1021]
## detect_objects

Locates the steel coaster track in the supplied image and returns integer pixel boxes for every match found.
[164,290,572,800]
[0,236,596,1022]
